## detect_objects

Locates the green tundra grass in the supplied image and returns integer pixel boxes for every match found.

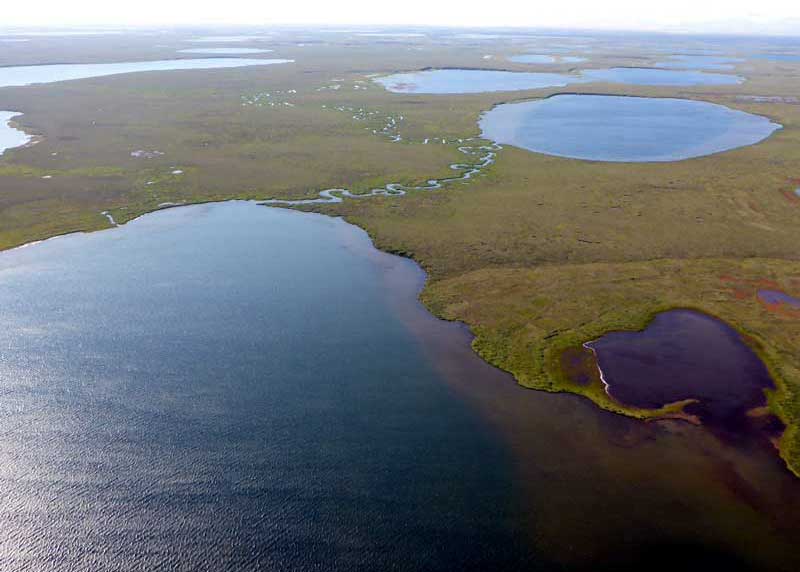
[2,31,800,474]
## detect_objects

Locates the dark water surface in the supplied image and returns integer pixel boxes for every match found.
[759,290,800,308]
[586,310,778,437]
[1,203,800,571]
[480,94,780,162]
[0,204,533,571]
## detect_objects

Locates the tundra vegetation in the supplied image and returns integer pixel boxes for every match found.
[1,29,799,475]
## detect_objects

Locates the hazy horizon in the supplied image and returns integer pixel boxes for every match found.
[2,0,799,37]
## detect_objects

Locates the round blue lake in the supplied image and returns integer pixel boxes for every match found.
[479,94,781,162]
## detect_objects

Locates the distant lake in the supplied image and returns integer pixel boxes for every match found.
[509,54,557,64]
[376,67,743,94]
[754,53,800,62]
[479,94,780,162]
[580,67,743,86]
[190,36,272,42]
[356,32,426,37]
[654,55,742,70]
[0,58,293,89]
[374,69,574,94]
[0,110,31,155]
[509,54,587,64]
[178,48,274,55]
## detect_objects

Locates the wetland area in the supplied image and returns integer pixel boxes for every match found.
[0,27,799,571]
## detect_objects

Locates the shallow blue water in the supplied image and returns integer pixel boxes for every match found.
[509,54,587,64]
[580,67,743,86]
[509,54,557,64]
[190,36,272,43]
[479,94,780,162]
[0,110,30,155]
[374,68,574,94]
[0,58,292,88]
[0,203,532,571]
[376,67,743,94]
[654,55,742,70]
[754,54,800,62]
[178,48,274,55]
[758,289,800,308]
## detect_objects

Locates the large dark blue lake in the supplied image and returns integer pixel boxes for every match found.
[480,94,781,162]
[0,203,532,571]
[2,202,800,571]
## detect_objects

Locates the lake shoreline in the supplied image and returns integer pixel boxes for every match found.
[1,194,796,480]
[3,200,800,569]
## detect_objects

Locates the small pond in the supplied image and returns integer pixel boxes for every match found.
[758,290,800,308]
[586,309,777,436]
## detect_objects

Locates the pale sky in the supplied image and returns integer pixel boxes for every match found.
[3,0,800,35]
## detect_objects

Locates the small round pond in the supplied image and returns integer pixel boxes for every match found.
[479,94,781,162]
